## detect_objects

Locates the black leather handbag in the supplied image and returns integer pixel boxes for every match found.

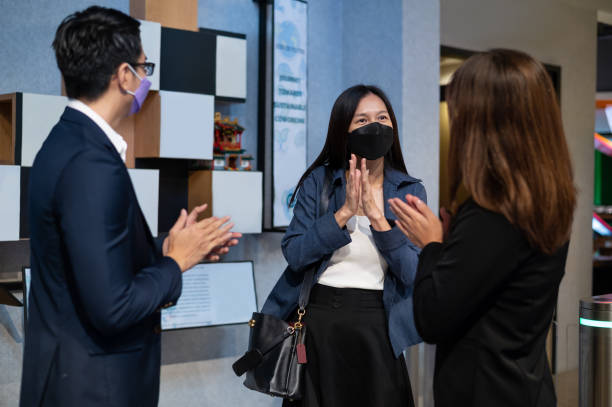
[232,168,332,400]
[232,268,315,399]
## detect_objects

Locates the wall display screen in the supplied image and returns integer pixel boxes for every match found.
[272,0,308,228]
[161,261,257,330]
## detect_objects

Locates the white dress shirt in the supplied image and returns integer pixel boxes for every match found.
[67,99,127,162]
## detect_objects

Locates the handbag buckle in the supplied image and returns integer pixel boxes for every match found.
[293,307,306,330]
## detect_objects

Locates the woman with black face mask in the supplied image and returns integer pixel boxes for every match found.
[261,85,426,407]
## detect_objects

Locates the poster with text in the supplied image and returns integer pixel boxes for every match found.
[273,0,307,228]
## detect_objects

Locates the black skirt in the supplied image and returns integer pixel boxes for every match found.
[284,284,415,407]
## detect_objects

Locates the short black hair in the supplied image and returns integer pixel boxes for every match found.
[52,6,142,100]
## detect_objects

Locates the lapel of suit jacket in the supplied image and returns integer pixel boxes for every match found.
[61,107,158,249]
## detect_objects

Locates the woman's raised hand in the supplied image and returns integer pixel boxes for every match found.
[335,154,361,228]
[360,158,390,231]
[389,194,442,248]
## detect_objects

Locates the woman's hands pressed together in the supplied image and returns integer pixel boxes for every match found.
[360,158,390,231]
[389,194,443,248]
[335,154,361,228]
[334,154,390,231]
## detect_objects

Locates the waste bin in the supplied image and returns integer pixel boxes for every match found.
[580,294,612,407]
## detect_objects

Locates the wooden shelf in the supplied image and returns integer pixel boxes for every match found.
[0,93,16,165]
[117,115,136,168]
[130,0,198,32]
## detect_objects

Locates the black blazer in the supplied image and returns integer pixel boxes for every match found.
[20,108,182,407]
[414,199,568,407]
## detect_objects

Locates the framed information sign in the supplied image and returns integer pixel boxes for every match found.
[271,0,308,228]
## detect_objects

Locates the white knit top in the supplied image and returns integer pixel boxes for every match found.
[317,215,387,290]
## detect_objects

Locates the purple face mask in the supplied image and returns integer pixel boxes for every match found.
[126,64,151,115]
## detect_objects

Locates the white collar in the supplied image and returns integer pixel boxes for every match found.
[67,99,127,162]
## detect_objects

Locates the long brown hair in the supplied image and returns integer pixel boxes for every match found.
[446,49,576,254]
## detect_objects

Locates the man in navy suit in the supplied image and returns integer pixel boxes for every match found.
[20,6,240,406]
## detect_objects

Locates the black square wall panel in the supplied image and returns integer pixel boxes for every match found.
[19,166,30,239]
[135,158,189,234]
[160,27,216,95]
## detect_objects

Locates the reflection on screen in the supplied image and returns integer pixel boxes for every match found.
[23,267,31,317]
[593,213,612,236]
[161,262,257,330]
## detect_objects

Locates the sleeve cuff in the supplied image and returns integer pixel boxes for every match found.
[155,233,169,255]
[370,224,409,252]
[161,256,183,305]
[415,242,443,286]
[314,211,351,251]
[419,242,443,261]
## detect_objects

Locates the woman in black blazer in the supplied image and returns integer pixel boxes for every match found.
[389,49,576,407]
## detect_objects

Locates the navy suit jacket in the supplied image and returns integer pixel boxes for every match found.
[20,107,182,407]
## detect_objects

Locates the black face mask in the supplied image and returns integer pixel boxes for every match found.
[347,122,394,160]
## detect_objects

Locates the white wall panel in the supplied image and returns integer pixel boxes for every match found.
[216,36,247,99]
[128,168,159,236]
[0,165,20,241]
[159,91,214,160]
[21,93,67,166]
[212,171,262,234]
[139,20,161,91]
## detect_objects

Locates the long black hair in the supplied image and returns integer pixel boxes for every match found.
[291,84,408,205]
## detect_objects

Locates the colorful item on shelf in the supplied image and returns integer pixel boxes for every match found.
[241,155,253,171]
[595,133,612,157]
[214,112,244,153]
[213,154,226,170]
[225,153,241,170]
[213,112,252,170]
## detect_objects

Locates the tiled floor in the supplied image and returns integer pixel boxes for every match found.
[555,368,579,407]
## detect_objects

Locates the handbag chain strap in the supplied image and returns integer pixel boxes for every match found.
[231,167,336,378]
[294,166,333,329]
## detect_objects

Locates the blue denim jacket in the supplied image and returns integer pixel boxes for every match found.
[262,165,426,357]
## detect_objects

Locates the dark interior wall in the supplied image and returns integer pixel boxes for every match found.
[597,23,612,91]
